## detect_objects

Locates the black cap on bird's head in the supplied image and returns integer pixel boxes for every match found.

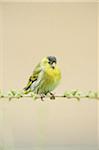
[47,56,57,64]
[47,56,57,69]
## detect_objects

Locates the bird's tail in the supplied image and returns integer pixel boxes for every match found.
[23,86,31,94]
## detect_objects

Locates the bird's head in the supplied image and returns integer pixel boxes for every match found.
[41,56,57,69]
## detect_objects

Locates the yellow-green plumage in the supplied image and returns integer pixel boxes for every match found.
[24,56,61,95]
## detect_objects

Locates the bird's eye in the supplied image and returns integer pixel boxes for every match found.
[48,61,51,64]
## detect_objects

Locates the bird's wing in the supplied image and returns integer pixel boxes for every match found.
[24,63,42,91]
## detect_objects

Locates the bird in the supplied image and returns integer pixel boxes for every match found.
[23,56,61,100]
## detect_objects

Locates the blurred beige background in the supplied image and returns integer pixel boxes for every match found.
[0,2,98,150]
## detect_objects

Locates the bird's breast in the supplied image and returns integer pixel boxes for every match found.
[44,67,61,83]
[36,66,61,94]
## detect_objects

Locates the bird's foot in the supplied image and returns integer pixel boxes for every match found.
[50,92,55,100]
[40,94,45,101]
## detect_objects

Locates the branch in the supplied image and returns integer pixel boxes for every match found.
[0,90,99,101]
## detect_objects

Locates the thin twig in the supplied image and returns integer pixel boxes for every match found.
[0,90,99,101]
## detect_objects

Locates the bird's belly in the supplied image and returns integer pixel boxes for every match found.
[37,70,61,94]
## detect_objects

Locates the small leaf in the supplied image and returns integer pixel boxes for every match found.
[86,91,96,98]
[71,90,78,96]
[10,90,16,96]
[30,92,37,100]
[7,91,14,101]
[73,90,81,101]
[64,91,73,98]
[15,91,23,99]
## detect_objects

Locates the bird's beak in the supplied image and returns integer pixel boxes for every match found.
[51,62,56,69]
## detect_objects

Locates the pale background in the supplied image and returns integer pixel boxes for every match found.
[0,1,98,150]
